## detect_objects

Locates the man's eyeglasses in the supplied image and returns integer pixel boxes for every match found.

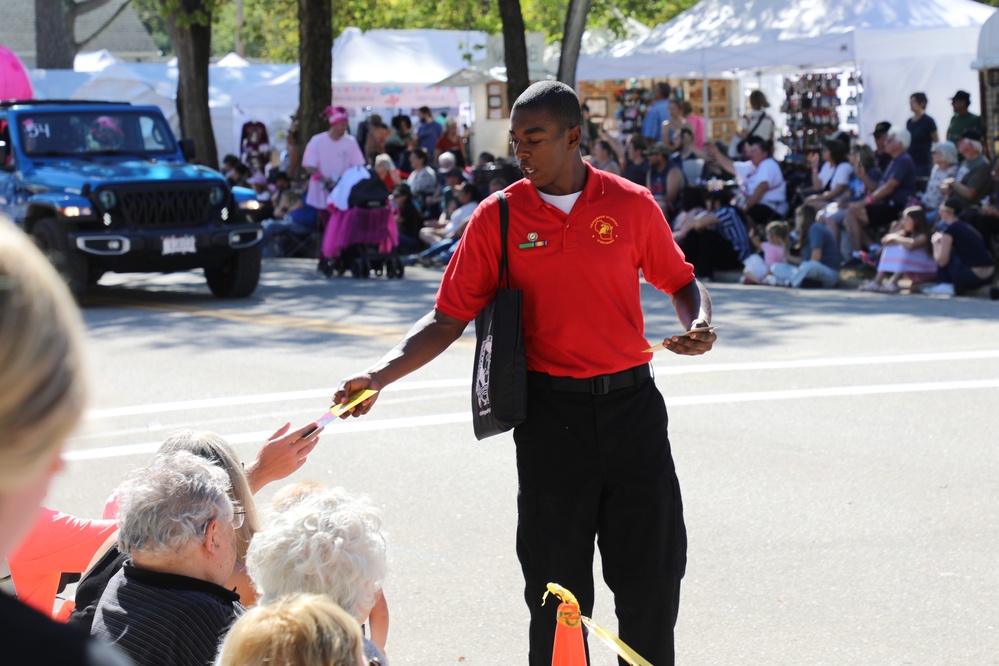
[232,509,246,530]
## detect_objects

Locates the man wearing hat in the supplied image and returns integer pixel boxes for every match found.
[946,90,983,148]
[301,106,365,224]
[872,121,892,172]
[942,129,993,210]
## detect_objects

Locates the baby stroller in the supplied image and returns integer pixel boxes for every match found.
[321,171,404,279]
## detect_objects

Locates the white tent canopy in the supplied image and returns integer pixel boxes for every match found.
[578,0,996,137]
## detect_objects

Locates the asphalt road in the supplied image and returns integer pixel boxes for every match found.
[47,259,999,665]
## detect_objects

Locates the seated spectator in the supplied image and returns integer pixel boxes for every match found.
[384,115,414,169]
[765,204,840,289]
[363,114,390,164]
[246,172,274,222]
[843,127,917,260]
[222,154,241,179]
[390,183,424,254]
[262,191,319,257]
[707,136,788,229]
[859,206,937,293]
[411,182,483,266]
[920,141,958,225]
[590,139,621,175]
[435,118,466,169]
[941,129,994,212]
[969,154,999,248]
[373,153,401,190]
[820,142,881,261]
[646,142,685,220]
[674,189,754,280]
[0,219,128,666]
[437,151,458,174]
[269,170,292,206]
[217,593,367,666]
[69,423,321,632]
[7,508,116,618]
[231,162,251,188]
[926,197,996,295]
[91,451,246,666]
[742,220,790,284]
[406,148,440,216]
[872,121,893,172]
[246,487,389,665]
[803,139,853,208]
[436,167,465,215]
[621,135,649,185]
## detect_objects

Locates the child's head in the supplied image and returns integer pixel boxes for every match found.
[796,204,817,229]
[939,197,962,223]
[270,480,327,513]
[764,220,790,245]
[704,189,728,211]
[901,206,930,236]
[279,189,302,211]
[217,593,366,666]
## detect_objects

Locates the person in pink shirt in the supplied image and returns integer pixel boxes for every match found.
[302,106,366,224]
[681,101,706,150]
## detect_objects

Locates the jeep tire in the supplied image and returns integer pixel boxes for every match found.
[33,218,88,302]
[205,244,262,298]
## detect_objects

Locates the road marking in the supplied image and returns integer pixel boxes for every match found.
[87,296,477,348]
[66,377,999,462]
[84,349,999,420]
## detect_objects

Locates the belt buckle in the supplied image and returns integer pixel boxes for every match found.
[590,374,611,395]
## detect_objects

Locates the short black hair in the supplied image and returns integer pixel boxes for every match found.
[745,135,773,155]
[418,106,432,116]
[477,151,495,163]
[910,92,928,108]
[512,81,582,132]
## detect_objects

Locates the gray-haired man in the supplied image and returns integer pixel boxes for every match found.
[91,451,244,666]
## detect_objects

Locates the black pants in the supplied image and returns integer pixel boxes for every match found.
[514,371,686,666]
[679,228,743,279]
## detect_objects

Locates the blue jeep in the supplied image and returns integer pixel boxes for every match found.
[0,100,263,300]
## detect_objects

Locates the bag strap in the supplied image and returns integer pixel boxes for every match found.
[495,191,511,289]
[748,112,768,138]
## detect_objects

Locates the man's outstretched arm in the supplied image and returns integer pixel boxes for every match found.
[333,308,469,417]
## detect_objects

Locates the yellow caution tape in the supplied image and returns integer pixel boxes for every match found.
[543,583,653,666]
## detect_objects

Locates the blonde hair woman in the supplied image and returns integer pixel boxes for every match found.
[218,593,367,666]
[0,218,128,665]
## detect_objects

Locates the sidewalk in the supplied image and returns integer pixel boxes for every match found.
[712,266,998,299]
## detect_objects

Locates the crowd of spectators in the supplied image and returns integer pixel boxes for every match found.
[203,88,999,295]
[582,86,997,298]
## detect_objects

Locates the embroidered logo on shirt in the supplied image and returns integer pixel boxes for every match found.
[590,216,618,245]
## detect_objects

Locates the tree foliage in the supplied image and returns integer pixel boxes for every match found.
[134,0,702,62]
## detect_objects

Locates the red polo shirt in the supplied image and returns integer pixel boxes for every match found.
[436,162,694,378]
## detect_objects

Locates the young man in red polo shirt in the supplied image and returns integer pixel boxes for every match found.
[334,81,715,665]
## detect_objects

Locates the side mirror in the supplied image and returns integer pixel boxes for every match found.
[179,138,196,162]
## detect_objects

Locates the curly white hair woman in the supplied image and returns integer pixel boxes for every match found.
[246,488,388,663]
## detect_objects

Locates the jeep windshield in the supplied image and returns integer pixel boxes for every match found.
[16,110,178,158]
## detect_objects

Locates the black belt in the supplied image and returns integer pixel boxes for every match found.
[527,364,652,396]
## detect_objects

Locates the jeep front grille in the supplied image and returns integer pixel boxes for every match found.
[114,187,214,228]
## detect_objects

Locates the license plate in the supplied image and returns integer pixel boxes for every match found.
[162,235,197,255]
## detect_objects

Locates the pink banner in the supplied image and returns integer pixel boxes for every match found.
[332,85,458,109]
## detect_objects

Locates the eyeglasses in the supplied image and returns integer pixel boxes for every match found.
[232,509,246,530]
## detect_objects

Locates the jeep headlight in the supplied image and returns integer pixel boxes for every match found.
[239,199,262,211]
[208,185,225,206]
[98,190,117,209]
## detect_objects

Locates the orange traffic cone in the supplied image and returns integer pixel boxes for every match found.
[544,582,654,666]
[544,584,587,666]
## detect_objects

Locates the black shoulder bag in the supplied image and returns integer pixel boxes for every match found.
[471,191,527,440]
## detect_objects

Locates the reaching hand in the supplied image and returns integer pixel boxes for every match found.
[245,422,323,493]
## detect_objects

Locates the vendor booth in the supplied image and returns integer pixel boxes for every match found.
[577,0,996,149]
